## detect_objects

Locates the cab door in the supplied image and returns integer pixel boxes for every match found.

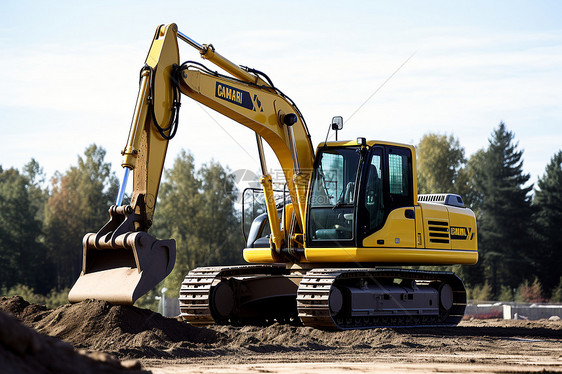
[359,146,416,248]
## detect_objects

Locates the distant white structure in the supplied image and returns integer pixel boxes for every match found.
[465,302,562,320]
[503,304,562,320]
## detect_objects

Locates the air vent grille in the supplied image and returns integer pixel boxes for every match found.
[427,220,450,244]
[418,194,465,208]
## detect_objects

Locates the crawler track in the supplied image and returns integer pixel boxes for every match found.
[179,264,291,326]
[180,265,466,330]
[297,268,466,330]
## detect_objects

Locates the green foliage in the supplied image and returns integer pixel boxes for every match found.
[1,284,44,305]
[196,160,244,266]
[151,150,201,297]
[43,144,118,289]
[415,132,487,213]
[416,133,467,196]
[469,122,534,296]
[515,278,545,303]
[152,150,244,298]
[44,287,71,308]
[22,159,49,223]
[1,145,245,306]
[497,285,514,302]
[0,166,48,292]
[468,281,493,302]
[463,149,487,212]
[1,284,70,309]
[532,150,562,293]
[135,288,160,311]
[550,277,562,303]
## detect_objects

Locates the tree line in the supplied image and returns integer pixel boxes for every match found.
[0,121,561,306]
[0,145,244,306]
[416,122,562,302]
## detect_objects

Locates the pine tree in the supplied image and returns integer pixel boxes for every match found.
[532,150,562,296]
[473,122,534,296]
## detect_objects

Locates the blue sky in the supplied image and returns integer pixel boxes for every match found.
[1,0,561,193]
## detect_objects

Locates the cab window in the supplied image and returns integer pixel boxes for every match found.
[387,148,413,210]
[360,146,413,238]
[309,147,361,242]
[363,148,384,233]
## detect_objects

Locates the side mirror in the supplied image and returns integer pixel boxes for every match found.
[331,116,343,130]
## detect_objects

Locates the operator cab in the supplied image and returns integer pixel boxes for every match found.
[244,113,415,251]
[306,140,414,248]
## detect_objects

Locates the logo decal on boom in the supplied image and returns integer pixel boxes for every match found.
[215,82,263,112]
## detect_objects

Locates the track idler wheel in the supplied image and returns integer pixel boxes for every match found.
[212,282,235,319]
[329,286,344,315]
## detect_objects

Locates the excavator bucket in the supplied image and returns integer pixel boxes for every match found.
[68,205,176,305]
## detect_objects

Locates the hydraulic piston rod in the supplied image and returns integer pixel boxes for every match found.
[177,30,268,86]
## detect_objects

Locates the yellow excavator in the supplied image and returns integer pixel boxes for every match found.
[68,24,478,329]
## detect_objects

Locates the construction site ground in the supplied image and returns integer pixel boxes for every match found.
[1,296,560,373]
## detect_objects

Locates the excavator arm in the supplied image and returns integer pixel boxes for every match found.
[69,23,314,304]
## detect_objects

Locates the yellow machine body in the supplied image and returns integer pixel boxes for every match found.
[243,140,477,265]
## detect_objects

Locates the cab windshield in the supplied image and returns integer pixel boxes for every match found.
[308,147,361,241]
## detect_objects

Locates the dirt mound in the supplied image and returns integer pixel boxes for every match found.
[0,296,221,358]
[0,295,49,323]
[0,308,147,374]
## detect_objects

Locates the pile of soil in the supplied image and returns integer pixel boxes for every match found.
[0,296,220,359]
[0,306,147,373]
